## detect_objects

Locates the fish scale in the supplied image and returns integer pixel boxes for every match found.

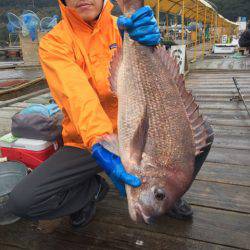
[118,35,194,169]
[103,0,212,223]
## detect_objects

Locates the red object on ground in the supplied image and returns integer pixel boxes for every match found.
[0,144,57,169]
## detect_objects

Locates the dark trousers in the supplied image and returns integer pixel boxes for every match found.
[7,123,213,221]
[7,147,101,220]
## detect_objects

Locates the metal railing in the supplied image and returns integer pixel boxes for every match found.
[232,77,250,117]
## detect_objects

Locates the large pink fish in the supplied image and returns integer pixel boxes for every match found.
[102,0,213,223]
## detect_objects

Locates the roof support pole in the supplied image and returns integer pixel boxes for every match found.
[181,0,185,46]
[213,12,216,45]
[214,13,219,43]
[174,14,177,41]
[202,6,207,59]
[221,20,224,43]
[193,0,199,61]
[228,24,230,41]
[210,11,214,51]
[156,0,160,25]
[9,34,12,47]
[166,13,169,38]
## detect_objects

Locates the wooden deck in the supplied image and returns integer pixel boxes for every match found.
[190,54,250,71]
[0,57,250,249]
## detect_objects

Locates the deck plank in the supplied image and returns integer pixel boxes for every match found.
[207,147,250,166]
[212,125,250,136]
[208,117,250,127]
[0,118,11,136]
[98,194,250,250]
[212,134,250,150]
[185,180,250,213]
[199,103,250,111]
[196,162,250,186]
[0,219,236,250]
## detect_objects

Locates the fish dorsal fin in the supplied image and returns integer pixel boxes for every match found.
[154,46,181,83]
[108,48,123,94]
[155,46,213,155]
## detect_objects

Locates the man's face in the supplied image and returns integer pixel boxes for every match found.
[65,0,104,24]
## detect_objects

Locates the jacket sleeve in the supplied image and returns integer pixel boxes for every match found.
[39,34,114,149]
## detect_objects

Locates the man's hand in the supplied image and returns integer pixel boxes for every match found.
[117,6,161,46]
[92,143,141,196]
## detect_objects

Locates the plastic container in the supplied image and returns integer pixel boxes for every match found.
[213,44,236,54]
[0,135,58,169]
[0,161,27,225]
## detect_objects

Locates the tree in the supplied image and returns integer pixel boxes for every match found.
[210,0,250,21]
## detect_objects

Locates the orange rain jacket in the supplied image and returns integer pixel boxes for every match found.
[39,0,122,150]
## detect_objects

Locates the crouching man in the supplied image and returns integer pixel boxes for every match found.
[7,0,213,227]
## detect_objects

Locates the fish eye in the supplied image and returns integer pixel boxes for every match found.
[154,188,166,201]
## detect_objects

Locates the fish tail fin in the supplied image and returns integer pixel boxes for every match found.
[98,134,120,156]
[155,46,214,154]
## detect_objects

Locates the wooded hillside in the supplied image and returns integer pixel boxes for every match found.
[0,0,249,22]
[210,0,250,21]
[0,0,249,45]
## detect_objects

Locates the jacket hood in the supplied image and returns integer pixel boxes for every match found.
[58,0,113,32]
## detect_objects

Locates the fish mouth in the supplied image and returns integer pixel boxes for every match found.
[134,203,153,224]
[125,186,154,224]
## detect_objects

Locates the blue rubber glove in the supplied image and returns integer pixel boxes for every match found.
[117,6,161,46]
[92,143,141,197]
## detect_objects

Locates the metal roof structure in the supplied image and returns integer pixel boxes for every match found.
[145,0,238,28]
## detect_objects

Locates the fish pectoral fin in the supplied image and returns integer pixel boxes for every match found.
[108,48,123,94]
[98,134,120,156]
[129,106,149,165]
